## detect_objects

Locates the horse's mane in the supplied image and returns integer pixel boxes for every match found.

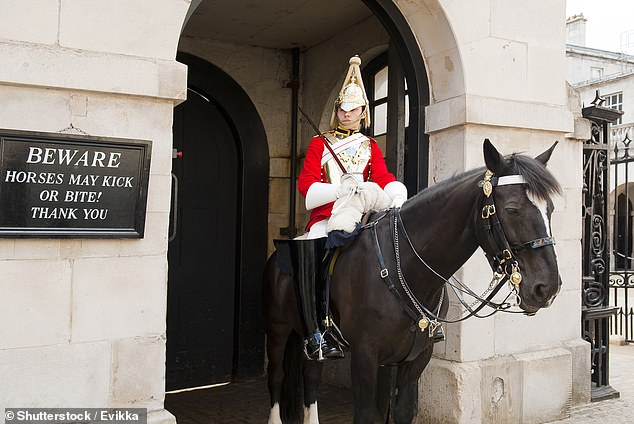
[409,152,561,204]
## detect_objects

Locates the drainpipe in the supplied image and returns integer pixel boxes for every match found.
[280,48,300,239]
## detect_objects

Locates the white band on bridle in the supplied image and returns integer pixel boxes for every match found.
[496,175,526,186]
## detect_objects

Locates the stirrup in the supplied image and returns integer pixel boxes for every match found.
[324,319,350,349]
[304,333,344,361]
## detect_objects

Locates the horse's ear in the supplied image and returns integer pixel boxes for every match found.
[535,141,558,165]
[483,138,506,174]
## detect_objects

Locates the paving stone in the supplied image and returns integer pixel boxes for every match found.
[165,344,634,423]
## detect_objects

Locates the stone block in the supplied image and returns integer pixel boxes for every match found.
[419,357,482,423]
[480,356,522,423]
[0,42,187,101]
[112,336,167,404]
[405,7,458,58]
[59,0,188,60]
[425,48,465,103]
[71,255,167,341]
[269,178,291,215]
[428,129,466,181]
[0,260,71,349]
[552,239,582,291]
[0,1,59,45]
[13,239,61,259]
[0,239,15,259]
[270,157,290,179]
[442,0,490,46]
[0,85,70,133]
[491,0,565,49]
[421,346,574,423]
[493,300,569,354]
[117,212,168,258]
[514,348,572,423]
[146,174,173,214]
[60,240,82,258]
[426,95,463,134]
[465,97,574,134]
[527,46,567,105]
[0,341,110,407]
[552,193,583,241]
[78,238,123,258]
[463,38,527,100]
[563,338,591,405]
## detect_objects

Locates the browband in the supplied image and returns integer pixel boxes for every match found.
[494,175,526,186]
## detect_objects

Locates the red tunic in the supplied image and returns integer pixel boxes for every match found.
[298,133,396,230]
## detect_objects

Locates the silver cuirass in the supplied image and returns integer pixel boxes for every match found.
[321,133,371,185]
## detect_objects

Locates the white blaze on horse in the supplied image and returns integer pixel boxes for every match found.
[263,139,562,424]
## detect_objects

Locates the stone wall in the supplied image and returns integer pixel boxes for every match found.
[0,1,189,423]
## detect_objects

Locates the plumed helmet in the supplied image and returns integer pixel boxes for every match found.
[330,55,371,129]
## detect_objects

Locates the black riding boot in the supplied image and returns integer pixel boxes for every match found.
[289,238,344,361]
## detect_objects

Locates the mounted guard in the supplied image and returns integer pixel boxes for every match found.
[275,55,407,361]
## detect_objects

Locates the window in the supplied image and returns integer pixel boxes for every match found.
[373,66,389,135]
[605,92,623,125]
[363,54,409,137]
[590,67,603,80]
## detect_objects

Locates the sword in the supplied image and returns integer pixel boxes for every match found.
[298,106,347,174]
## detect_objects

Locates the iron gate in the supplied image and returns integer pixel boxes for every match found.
[610,125,634,343]
[581,93,622,401]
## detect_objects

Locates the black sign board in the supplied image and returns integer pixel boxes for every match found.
[0,129,151,238]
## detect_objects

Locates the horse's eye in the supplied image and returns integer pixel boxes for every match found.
[505,207,520,215]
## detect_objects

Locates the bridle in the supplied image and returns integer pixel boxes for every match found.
[370,169,556,342]
[477,170,555,291]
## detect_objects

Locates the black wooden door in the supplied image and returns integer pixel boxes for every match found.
[167,88,238,391]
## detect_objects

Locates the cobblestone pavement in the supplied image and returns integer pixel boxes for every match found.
[165,343,634,423]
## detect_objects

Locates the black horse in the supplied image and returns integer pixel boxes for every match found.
[262,139,562,423]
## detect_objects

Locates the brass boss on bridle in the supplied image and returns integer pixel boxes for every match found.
[477,170,556,291]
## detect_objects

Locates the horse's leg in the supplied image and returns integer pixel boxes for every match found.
[266,324,291,424]
[302,360,323,424]
[376,365,396,422]
[351,347,380,424]
[392,346,433,424]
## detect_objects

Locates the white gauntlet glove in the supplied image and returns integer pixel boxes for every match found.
[336,173,363,198]
[383,181,408,208]
[305,183,338,210]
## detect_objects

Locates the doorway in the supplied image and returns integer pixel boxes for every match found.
[166,87,239,391]
[166,53,269,391]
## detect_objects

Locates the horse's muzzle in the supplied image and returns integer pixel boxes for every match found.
[521,275,562,313]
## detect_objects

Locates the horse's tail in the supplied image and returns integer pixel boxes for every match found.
[280,330,304,423]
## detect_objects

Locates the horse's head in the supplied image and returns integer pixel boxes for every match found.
[477,139,562,314]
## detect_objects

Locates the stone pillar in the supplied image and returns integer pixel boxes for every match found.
[395,1,590,422]
[0,1,189,422]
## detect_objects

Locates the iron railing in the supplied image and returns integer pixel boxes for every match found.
[609,123,634,343]
[581,92,622,401]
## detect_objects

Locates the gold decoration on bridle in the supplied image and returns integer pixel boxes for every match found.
[482,170,493,197]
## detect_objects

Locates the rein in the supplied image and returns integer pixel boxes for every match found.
[370,170,556,345]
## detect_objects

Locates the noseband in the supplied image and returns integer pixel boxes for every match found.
[478,170,556,289]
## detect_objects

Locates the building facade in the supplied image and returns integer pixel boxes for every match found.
[0,1,587,422]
